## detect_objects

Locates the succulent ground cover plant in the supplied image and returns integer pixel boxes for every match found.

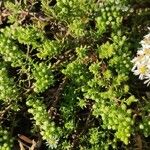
[0,0,150,149]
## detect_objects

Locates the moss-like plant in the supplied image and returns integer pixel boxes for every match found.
[0,0,149,149]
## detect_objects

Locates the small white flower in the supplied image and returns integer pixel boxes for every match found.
[144,33,150,39]
[143,48,150,56]
[141,43,150,49]
[132,64,149,79]
[144,74,150,86]
[131,55,149,70]
[137,49,144,55]
[131,27,150,86]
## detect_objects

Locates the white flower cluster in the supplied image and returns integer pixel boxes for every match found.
[131,28,150,86]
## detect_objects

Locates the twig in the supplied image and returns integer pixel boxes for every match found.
[0,104,12,119]
[48,77,68,115]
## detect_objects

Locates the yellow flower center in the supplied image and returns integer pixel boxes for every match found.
[139,66,148,74]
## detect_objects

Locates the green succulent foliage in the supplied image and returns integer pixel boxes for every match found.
[41,0,56,17]
[139,116,150,137]
[0,0,149,149]
[0,63,19,102]
[77,98,87,109]
[109,33,132,73]
[138,101,150,137]
[37,40,62,59]
[75,45,88,59]
[53,0,96,21]
[62,45,92,85]
[60,84,78,131]
[32,62,54,93]
[62,59,89,84]
[0,127,13,150]
[0,25,63,59]
[0,34,27,67]
[81,44,134,144]
[82,77,135,144]
[4,1,22,24]
[88,128,117,150]
[41,0,97,38]
[0,25,45,49]
[89,62,101,76]
[69,19,86,37]
[26,96,62,149]
[95,0,132,35]
[97,41,115,59]
[60,140,72,150]
[93,102,134,145]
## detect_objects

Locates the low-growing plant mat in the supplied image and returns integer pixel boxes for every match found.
[0,0,150,150]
